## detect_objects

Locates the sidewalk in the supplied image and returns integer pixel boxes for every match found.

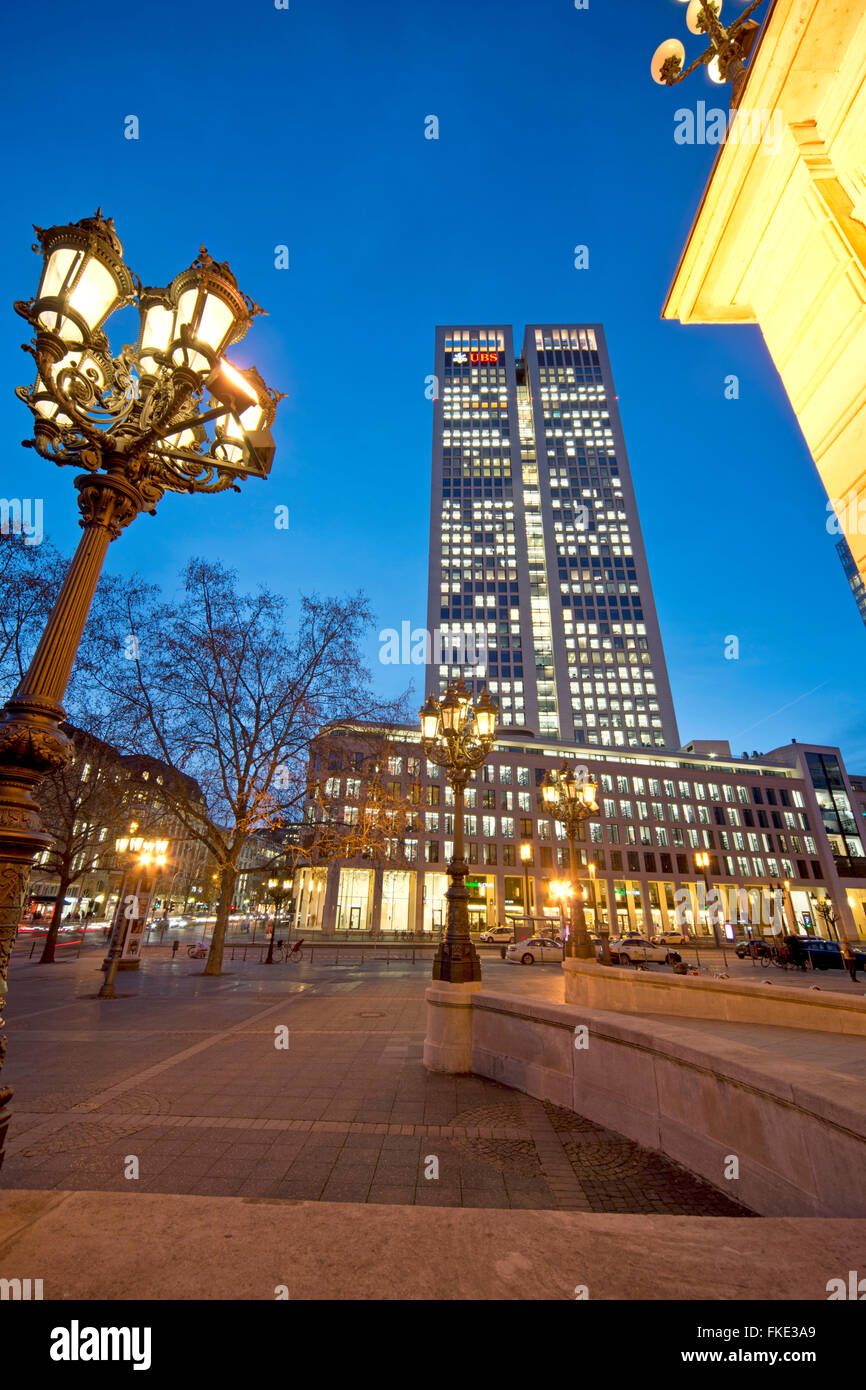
[1,1189,862,1300]
[1,954,745,1216]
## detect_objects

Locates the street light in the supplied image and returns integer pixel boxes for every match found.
[520,842,533,930]
[586,861,609,965]
[100,834,168,998]
[0,210,283,1169]
[650,0,765,104]
[549,879,572,943]
[541,762,599,960]
[419,680,498,983]
[695,850,727,967]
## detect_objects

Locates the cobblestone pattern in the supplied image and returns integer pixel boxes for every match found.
[1,960,753,1214]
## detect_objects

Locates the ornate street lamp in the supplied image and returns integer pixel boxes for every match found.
[419,680,498,983]
[100,834,168,999]
[695,849,728,966]
[541,762,598,960]
[549,879,572,943]
[650,0,765,104]
[0,210,282,1168]
[519,842,533,929]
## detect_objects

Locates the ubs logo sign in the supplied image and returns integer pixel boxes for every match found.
[452,351,498,364]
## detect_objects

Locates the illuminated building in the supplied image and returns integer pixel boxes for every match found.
[837,536,866,630]
[429,325,679,750]
[663,0,866,592]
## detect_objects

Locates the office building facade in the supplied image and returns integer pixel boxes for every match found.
[296,724,866,942]
[428,324,679,750]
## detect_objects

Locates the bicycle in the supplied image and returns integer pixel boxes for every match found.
[285,938,305,965]
[769,944,795,970]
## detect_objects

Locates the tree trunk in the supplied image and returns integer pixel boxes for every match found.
[203,865,235,976]
[39,877,70,964]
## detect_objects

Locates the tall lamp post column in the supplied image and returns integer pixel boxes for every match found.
[0,210,282,1169]
[520,842,533,931]
[419,681,498,984]
[587,862,609,965]
[695,850,727,967]
[100,836,167,999]
[541,763,599,960]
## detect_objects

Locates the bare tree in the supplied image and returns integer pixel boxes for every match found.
[0,534,67,703]
[82,558,408,975]
[32,726,122,962]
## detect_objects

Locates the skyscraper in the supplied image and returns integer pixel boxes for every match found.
[836,535,866,631]
[427,324,679,751]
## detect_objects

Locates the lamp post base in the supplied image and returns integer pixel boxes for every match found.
[432,940,482,984]
[434,856,482,984]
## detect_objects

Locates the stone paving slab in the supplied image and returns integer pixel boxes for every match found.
[0,1190,860,1301]
[0,956,748,1216]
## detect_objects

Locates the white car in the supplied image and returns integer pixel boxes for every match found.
[609,935,681,965]
[505,936,563,965]
[479,925,513,942]
[651,930,687,946]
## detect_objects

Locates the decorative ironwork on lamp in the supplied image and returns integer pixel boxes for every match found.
[419,679,498,983]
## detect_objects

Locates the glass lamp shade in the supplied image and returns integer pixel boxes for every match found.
[137,289,176,377]
[419,697,440,742]
[211,361,272,465]
[439,688,461,733]
[520,844,532,863]
[686,0,721,34]
[31,212,135,345]
[651,37,686,84]
[581,777,598,807]
[541,778,558,806]
[474,687,498,740]
[561,770,579,804]
[166,248,260,374]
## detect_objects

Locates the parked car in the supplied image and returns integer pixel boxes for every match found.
[505,936,563,965]
[651,930,687,946]
[479,925,513,942]
[608,935,681,965]
[798,938,866,971]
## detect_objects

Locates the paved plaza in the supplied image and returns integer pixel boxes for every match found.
[0,948,750,1217]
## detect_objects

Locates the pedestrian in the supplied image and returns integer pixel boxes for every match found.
[840,939,859,982]
[171,939,179,960]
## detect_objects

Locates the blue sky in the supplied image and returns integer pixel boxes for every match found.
[2,0,864,764]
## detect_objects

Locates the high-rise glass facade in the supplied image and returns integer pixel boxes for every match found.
[836,536,866,630]
[428,324,680,750]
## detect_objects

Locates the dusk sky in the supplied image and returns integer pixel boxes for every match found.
[3,0,863,764]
